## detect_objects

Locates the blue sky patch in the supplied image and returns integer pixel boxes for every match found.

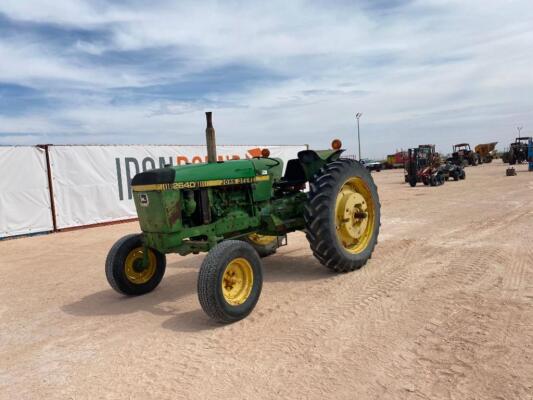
[0,1,531,157]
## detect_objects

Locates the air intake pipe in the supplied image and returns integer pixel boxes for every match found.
[205,111,217,163]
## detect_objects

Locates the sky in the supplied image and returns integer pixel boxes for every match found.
[0,0,532,158]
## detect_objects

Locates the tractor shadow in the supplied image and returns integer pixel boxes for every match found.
[62,260,198,318]
[63,250,335,333]
[261,251,334,283]
[161,251,335,333]
[161,309,223,332]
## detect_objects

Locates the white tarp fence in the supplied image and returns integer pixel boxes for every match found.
[49,145,307,229]
[0,146,54,238]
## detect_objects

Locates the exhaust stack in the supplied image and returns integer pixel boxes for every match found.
[205,111,217,163]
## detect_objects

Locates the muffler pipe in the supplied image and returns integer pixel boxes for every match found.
[205,111,217,163]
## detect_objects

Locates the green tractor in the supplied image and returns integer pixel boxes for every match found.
[105,113,381,323]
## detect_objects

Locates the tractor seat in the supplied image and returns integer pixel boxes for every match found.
[274,159,307,189]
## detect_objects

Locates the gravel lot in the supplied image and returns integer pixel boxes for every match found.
[1,161,532,400]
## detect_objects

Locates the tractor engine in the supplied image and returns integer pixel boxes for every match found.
[130,154,309,255]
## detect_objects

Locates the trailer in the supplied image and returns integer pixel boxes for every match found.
[385,151,408,169]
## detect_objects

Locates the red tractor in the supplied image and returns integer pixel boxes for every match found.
[449,143,480,166]
[404,145,445,187]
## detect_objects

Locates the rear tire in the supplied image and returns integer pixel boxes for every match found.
[304,159,381,273]
[105,234,166,296]
[198,240,263,323]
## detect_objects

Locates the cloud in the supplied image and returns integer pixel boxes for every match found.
[0,0,532,157]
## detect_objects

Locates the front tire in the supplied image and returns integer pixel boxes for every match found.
[105,234,166,296]
[198,240,263,323]
[305,159,381,273]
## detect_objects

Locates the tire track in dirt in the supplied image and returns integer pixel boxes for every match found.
[502,247,527,299]
[497,243,531,346]
[441,205,530,243]
[339,241,437,315]
[380,243,531,399]
[209,238,442,376]
[179,239,439,398]
[421,244,509,296]
[524,243,533,302]
[387,304,484,399]
[386,300,494,398]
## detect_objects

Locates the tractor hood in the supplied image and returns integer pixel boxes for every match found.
[174,160,256,182]
[131,158,283,189]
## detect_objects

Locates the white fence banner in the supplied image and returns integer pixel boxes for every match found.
[0,146,54,238]
[49,145,307,229]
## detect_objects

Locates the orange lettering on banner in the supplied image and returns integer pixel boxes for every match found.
[176,156,189,165]
[176,152,251,165]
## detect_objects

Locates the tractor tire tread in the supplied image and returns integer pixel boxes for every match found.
[304,159,381,273]
[197,240,262,323]
[105,233,166,296]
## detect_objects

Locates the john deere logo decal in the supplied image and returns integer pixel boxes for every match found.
[139,193,149,206]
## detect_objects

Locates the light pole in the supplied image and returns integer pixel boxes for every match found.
[517,126,523,138]
[356,113,362,160]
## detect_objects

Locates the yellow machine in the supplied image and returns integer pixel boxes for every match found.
[475,142,498,163]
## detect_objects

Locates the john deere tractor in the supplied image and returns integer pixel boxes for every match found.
[105,113,381,323]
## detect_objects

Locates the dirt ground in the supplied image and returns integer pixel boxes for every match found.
[1,161,532,400]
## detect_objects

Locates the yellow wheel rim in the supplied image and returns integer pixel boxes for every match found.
[247,233,277,246]
[124,247,157,284]
[335,177,375,254]
[221,258,254,306]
